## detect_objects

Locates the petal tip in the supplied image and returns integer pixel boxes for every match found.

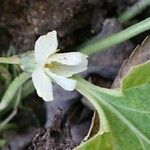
[32,68,54,102]
[47,30,57,37]
[43,96,54,102]
[34,30,58,65]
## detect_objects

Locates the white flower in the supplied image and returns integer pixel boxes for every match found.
[21,30,88,101]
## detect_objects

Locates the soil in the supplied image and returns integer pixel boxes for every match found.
[0,0,149,150]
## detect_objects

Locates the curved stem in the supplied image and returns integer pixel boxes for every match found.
[79,18,150,55]
[119,0,150,23]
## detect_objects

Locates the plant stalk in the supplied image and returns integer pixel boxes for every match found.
[119,0,150,23]
[0,56,20,64]
[79,18,150,55]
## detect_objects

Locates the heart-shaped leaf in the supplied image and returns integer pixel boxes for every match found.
[75,74,150,149]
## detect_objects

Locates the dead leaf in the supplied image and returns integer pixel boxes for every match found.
[112,36,150,88]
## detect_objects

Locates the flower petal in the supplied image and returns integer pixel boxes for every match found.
[32,68,53,101]
[48,57,88,77]
[45,70,76,91]
[35,30,58,66]
[46,52,88,66]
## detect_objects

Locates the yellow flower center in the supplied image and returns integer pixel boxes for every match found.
[45,63,54,68]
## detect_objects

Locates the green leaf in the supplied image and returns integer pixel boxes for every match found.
[75,132,113,150]
[75,92,114,150]
[0,139,6,148]
[75,76,150,149]
[0,65,11,82]
[121,61,150,91]
[0,72,31,111]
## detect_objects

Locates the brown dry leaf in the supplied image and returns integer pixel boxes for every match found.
[112,36,150,88]
[83,112,100,141]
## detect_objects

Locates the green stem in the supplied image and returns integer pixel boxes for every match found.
[0,72,31,111]
[119,0,150,23]
[0,56,20,64]
[0,89,21,131]
[79,18,150,55]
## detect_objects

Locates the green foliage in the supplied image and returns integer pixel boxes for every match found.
[0,14,150,150]
[75,60,150,149]
[76,133,113,150]
[0,72,30,111]
[0,139,6,148]
[122,61,150,91]
[0,47,31,132]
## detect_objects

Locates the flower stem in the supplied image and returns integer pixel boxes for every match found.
[79,18,150,55]
[0,56,20,64]
[118,0,150,23]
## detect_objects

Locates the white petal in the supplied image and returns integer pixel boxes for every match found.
[46,52,88,66]
[32,68,53,101]
[48,58,88,77]
[45,70,76,91]
[35,30,58,66]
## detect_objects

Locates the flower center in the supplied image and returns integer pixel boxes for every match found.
[45,63,54,68]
